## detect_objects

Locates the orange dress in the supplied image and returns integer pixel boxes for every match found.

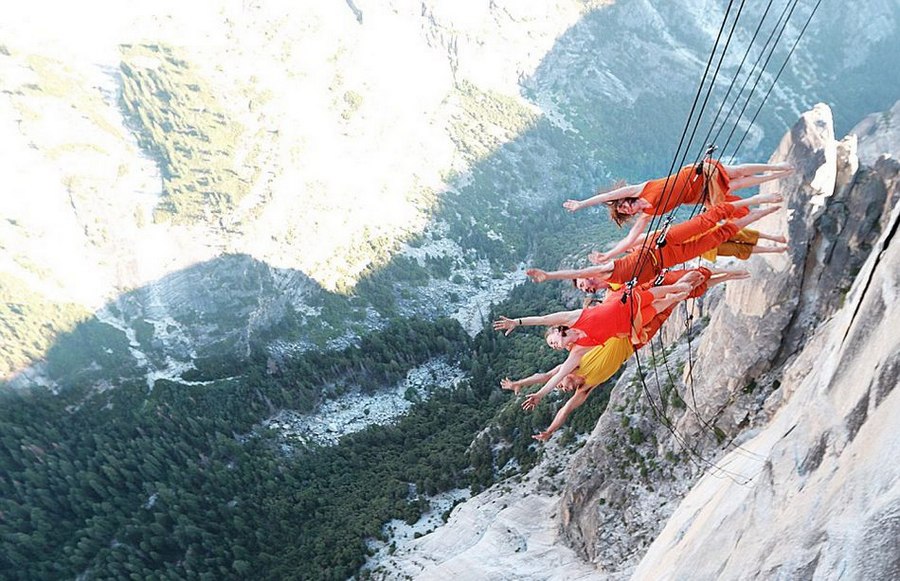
[572,267,713,386]
[634,267,712,348]
[609,203,741,285]
[572,289,658,347]
[639,160,732,215]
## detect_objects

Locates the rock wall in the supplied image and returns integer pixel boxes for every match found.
[634,169,900,581]
[557,103,899,573]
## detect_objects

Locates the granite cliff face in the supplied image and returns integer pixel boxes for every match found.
[382,104,899,579]
[635,201,899,579]
[558,103,899,575]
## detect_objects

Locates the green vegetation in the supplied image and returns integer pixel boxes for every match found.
[449,80,539,164]
[2,29,678,581]
[0,250,618,579]
[18,53,123,139]
[119,44,262,224]
[0,273,91,378]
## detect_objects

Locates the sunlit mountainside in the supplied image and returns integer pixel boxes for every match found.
[1,0,898,578]
[3,0,897,385]
[1,1,603,383]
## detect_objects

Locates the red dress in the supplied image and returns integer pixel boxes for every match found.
[572,289,658,347]
[610,204,740,285]
[639,159,739,216]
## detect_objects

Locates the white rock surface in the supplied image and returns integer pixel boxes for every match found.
[634,188,900,581]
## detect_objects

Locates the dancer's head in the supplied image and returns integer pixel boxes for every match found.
[574,276,607,294]
[545,325,575,350]
[606,197,642,225]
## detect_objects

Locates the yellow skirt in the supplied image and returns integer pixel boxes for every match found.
[578,336,635,388]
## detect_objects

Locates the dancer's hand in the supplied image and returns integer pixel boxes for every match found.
[532,430,553,442]
[526,268,548,283]
[492,316,519,336]
[522,393,542,411]
[563,199,583,212]
[500,377,521,395]
[589,251,608,265]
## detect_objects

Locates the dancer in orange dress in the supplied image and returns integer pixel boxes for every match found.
[496,268,748,439]
[564,159,792,262]
[527,193,782,292]
[527,268,748,441]
[491,274,701,411]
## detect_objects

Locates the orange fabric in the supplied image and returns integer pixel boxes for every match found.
[697,159,733,207]
[639,159,733,216]
[633,267,713,348]
[609,204,741,285]
[572,289,657,347]
[701,228,760,261]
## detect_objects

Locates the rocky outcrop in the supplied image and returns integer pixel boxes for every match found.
[634,168,900,581]
[378,102,898,578]
[556,103,899,573]
[680,105,896,434]
[853,100,900,166]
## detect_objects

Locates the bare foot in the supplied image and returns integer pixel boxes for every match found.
[758,193,783,204]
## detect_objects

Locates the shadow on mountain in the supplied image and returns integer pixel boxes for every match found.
[1,2,897,579]
[6,0,898,395]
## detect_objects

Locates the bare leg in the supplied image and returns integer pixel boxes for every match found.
[732,205,781,230]
[647,281,693,301]
[751,245,788,254]
[755,231,787,243]
[730,172,790,191]
[649,283,692,313]
[708,270,751,286]
[730,191,783,208]
[723,162,793,177]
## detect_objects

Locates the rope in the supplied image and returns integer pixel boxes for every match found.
[731,0,824,156]
[721,0,802,155]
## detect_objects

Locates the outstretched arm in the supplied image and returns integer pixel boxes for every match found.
[522,349,585,411]
[500,365,561,396]
[526,264,613,284]
[533,387,593,442]
[492,310,581,336]
[563,183,645,212]
[590,214,654,263]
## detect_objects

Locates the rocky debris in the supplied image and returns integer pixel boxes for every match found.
[367,433,599,580]
[362,488,471,575]
[261,358,465,447]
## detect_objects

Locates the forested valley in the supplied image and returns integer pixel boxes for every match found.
[1,184,624,579]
